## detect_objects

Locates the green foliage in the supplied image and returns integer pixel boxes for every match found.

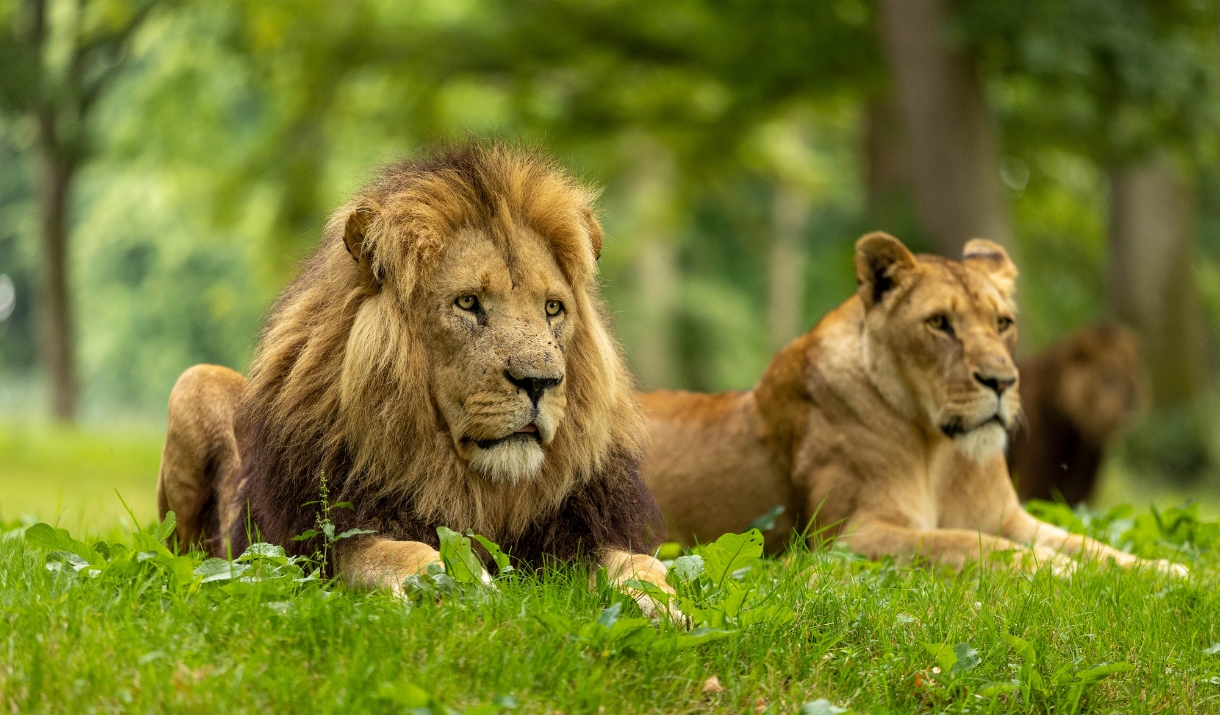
[5,506,1219,712]
[1026,498,1220,559]
[664,529,795,631]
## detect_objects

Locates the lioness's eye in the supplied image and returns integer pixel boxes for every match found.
[456,295,479,311]
[927,314,951,332]
[546,300,564,317]
[997,316,1014,332]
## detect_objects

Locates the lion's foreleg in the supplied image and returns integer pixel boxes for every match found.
[337,538,444,596]
[1001,511,1187,577]
[597,550,680,621]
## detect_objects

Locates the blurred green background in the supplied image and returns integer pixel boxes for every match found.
[3,0,1220,531]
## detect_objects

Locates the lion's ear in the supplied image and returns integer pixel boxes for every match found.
[962,238,1017,296]
[855,232,917,309]
[580,206,604,260]
[344,202,382,283]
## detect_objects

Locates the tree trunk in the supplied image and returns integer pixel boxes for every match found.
[767,183,810,350]
[1108,162,1203,404]
[625,133,679,390]
[36,118,77,422]
[876,0,1012,256]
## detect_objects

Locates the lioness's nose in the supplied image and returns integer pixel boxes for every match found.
[974,372,1016,396]
[505,370,562,406]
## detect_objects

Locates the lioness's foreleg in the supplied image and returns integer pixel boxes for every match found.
[337,538,444,596]
[599,549,680,621]
[1001,510,1187,576]
[845,519,1075,573]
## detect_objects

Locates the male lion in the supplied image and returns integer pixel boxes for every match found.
[643,232,1183,575]
[1007,324,1145,506]
[157,143,674,613]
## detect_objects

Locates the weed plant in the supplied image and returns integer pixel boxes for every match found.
[2,500,1219,713]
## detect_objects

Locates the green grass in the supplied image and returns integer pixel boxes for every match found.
[2,426,1220,713]
[2,511,1219,714]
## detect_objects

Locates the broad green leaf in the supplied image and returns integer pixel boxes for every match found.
[25,523,101,565]
[1004,633,1037,664]
[290,530,319,541]
[747,505,786,532]
[596,602,622,629]
[952,643,980,673]
[671,627,732,650]
[194,558,249,583]
[376,681,431,707]
[799,699,850,715]
[154,511,177,542]
[701,529,764,585]
[1074,662,1134,683]
[738,604,795,627]
[335,527,376,541]
[622,578,671,609]
[978,682,1020,697]
[469,532,513,573]
[437,526,489,585]
[537,612,573,635]
[670,554,704,583]
[924,642,958,673]
[1205,643,1220,655]
[239,543,287,561]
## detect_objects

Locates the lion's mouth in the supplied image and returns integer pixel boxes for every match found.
[940,414,1006,438]
[472,423,542,450]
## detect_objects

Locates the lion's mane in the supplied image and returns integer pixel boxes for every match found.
[227,142,663,565]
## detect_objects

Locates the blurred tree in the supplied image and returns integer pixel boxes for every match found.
[961,0,1220,403]
[0,0,168,421]
[876,0,1013,257]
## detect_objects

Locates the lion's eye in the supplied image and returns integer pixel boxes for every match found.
[997,316,1014,332]
[456,295,479,311]
[927,314,951,332]
[545,300,564,317]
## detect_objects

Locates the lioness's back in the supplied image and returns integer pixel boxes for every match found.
[640,390,794,550]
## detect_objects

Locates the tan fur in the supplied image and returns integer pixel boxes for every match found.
[643,233,1184,576]
[156,364,247,549]
[157,143,672,605]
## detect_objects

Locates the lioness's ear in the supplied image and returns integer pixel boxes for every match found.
[962,238,1017,296]
[580,206,604,260]
[855,232,917,309]
[344,202,382,284]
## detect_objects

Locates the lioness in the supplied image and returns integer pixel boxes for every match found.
[157,143,674,614]
[643,232,1182,575]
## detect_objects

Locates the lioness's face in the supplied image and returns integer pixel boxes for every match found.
[427,226,576,483]
[858,235,1020,462]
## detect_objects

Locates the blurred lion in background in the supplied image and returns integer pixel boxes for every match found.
[156,142,674,615]
[643,233,1182,576]
[1007,324,1146,506]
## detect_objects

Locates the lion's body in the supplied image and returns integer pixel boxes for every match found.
[643,234,1180,575]
[157,144,673,608]
[1008,325,1144,506]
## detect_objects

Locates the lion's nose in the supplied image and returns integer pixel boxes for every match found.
[974,372,1016,396]
[504,371,562,406]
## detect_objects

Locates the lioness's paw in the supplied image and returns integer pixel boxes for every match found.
[1020,548,1076,577]
[1150,559,1189,578]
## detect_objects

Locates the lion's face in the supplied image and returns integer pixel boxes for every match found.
[1054,325,1144,444]
[426,226,575,483]
[856,233,1020,462]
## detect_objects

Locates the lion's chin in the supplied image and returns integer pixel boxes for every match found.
[469,438,546,484]
[951,421,1008,464]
